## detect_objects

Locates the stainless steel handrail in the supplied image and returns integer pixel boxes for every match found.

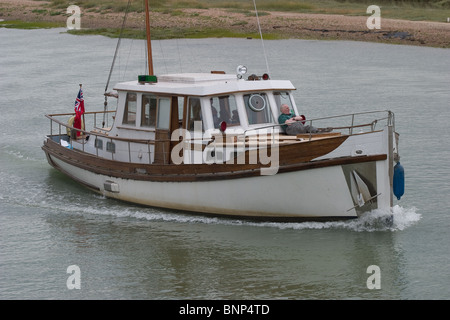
[45,110,394,164]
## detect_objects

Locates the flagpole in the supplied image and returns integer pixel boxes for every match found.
[80,84,85,137]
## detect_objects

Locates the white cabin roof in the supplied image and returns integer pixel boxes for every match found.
[113,73,296,96]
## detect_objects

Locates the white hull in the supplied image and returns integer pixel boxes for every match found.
[48,153,390,220]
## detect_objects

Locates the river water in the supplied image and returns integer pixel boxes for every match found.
[0,28,449,300]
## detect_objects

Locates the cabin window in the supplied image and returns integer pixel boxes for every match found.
[106,141,115,153]
[177,96,184,123]
[123,93,137,125]
[141,94,157,127]
[210,95,240,129]
[174,96,184,129]
[274,91,295,115]
[157,97,171,130]
[95,138,103,150]
[244,93,273,125]
[187,97,203,131]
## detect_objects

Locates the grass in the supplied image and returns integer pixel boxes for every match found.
[68,26,284,40]
[0,20,64,29]
[43,0,450,22]
[2,0,449,39]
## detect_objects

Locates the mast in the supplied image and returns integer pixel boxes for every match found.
[145,0,154,76]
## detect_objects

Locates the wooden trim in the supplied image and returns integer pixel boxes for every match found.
[169,96,180,164]
[43,136,386,183]
[278,154,386,174]
[182,96,188,130]
[154,130,170,164]
[170,96,179,131]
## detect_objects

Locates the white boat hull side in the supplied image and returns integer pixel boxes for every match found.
[376,126,394,209]
[49,155,366,219]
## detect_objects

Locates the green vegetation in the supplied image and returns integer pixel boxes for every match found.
[57,0,450,41]
[43,0,450,21]
[0,20,63,29]
[44,0,450,11]
[331,0,450,21]
[2,0,449,40]
[68,26,283,40]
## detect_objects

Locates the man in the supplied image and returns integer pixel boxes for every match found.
[278,104,318,135]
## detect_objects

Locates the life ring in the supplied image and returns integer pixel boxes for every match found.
[67,115,85,136]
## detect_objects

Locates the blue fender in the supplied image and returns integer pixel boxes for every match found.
[393,162,405,200]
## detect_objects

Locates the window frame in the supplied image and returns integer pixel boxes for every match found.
[141,94,157,128]
[122,92,137,125]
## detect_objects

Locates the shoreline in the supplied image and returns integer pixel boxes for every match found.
[1,0,449,48]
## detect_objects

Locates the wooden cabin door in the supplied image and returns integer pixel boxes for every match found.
[154,97,171,164]
[154,96,180,164]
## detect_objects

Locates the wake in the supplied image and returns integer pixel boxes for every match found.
[67,202,420,233]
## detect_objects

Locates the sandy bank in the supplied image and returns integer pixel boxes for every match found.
[1,0,449,47]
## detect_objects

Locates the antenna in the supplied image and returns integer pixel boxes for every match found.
[103,0,132,128]
[104,0,131,94]
[252,0,270,75]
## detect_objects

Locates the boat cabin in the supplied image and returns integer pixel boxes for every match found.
[77,71,299,165]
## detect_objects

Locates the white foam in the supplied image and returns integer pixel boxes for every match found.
[65,202,420,233]
[245,205,421,232]
[15,177,419,233]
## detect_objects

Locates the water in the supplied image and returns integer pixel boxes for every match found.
[1,28,449,300]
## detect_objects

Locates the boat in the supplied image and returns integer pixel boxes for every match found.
[42,1,404,222]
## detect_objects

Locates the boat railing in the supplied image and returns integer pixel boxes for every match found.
[243,109,394,141]
[46,110,116,133]
[46,110,174,164]
[45,110,394,164]
[45,111,149,141]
